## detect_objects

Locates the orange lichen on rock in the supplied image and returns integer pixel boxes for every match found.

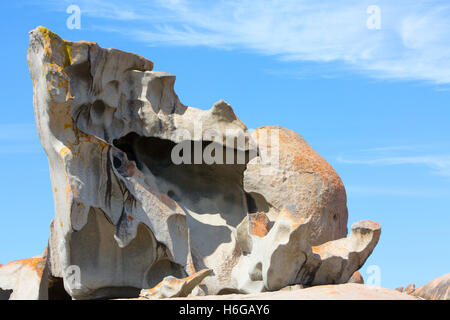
[353,220,381,231]
[245,126,348,246]
[248,213,271,237]
[311,244,327,257]
[7,255,46,277]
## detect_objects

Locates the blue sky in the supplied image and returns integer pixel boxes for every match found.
[0,0,449,289]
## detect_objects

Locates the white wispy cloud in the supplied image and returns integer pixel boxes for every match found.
[358,145,431,153]
[346,185,450,198]
[337,144,450,177]
[38,0,450,84]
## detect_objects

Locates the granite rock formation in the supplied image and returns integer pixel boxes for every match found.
[1,26,382,300]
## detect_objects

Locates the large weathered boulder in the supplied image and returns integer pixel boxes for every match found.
[412,273,449,300]
[244,126,348,246]
[26,26,381,299]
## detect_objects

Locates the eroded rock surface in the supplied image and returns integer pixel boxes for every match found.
[21,26,382,299]
[244,126,348,246]
[28,26,253,299]
[231,209,380,293]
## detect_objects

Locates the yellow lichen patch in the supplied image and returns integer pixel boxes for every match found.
[37,26,73,68]
[63,40,73,66]
[58,146,71,160]
[34,28,112,163]
[66,185,72,203]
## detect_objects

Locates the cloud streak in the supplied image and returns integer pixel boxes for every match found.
[337,147,450,177]
[346,185,450,198]
[40,0,450,84]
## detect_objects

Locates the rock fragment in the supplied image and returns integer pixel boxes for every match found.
[140,269,212,299]
[404,283,416,294]
[231,208,381,293]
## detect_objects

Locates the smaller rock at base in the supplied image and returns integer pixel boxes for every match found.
[140,269,212,299]
[404,283,415,294]
[347,271,364,284]
[395,286,404,293]
[279,284,305,291]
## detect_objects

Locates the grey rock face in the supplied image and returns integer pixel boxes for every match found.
[17,26,382,299]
